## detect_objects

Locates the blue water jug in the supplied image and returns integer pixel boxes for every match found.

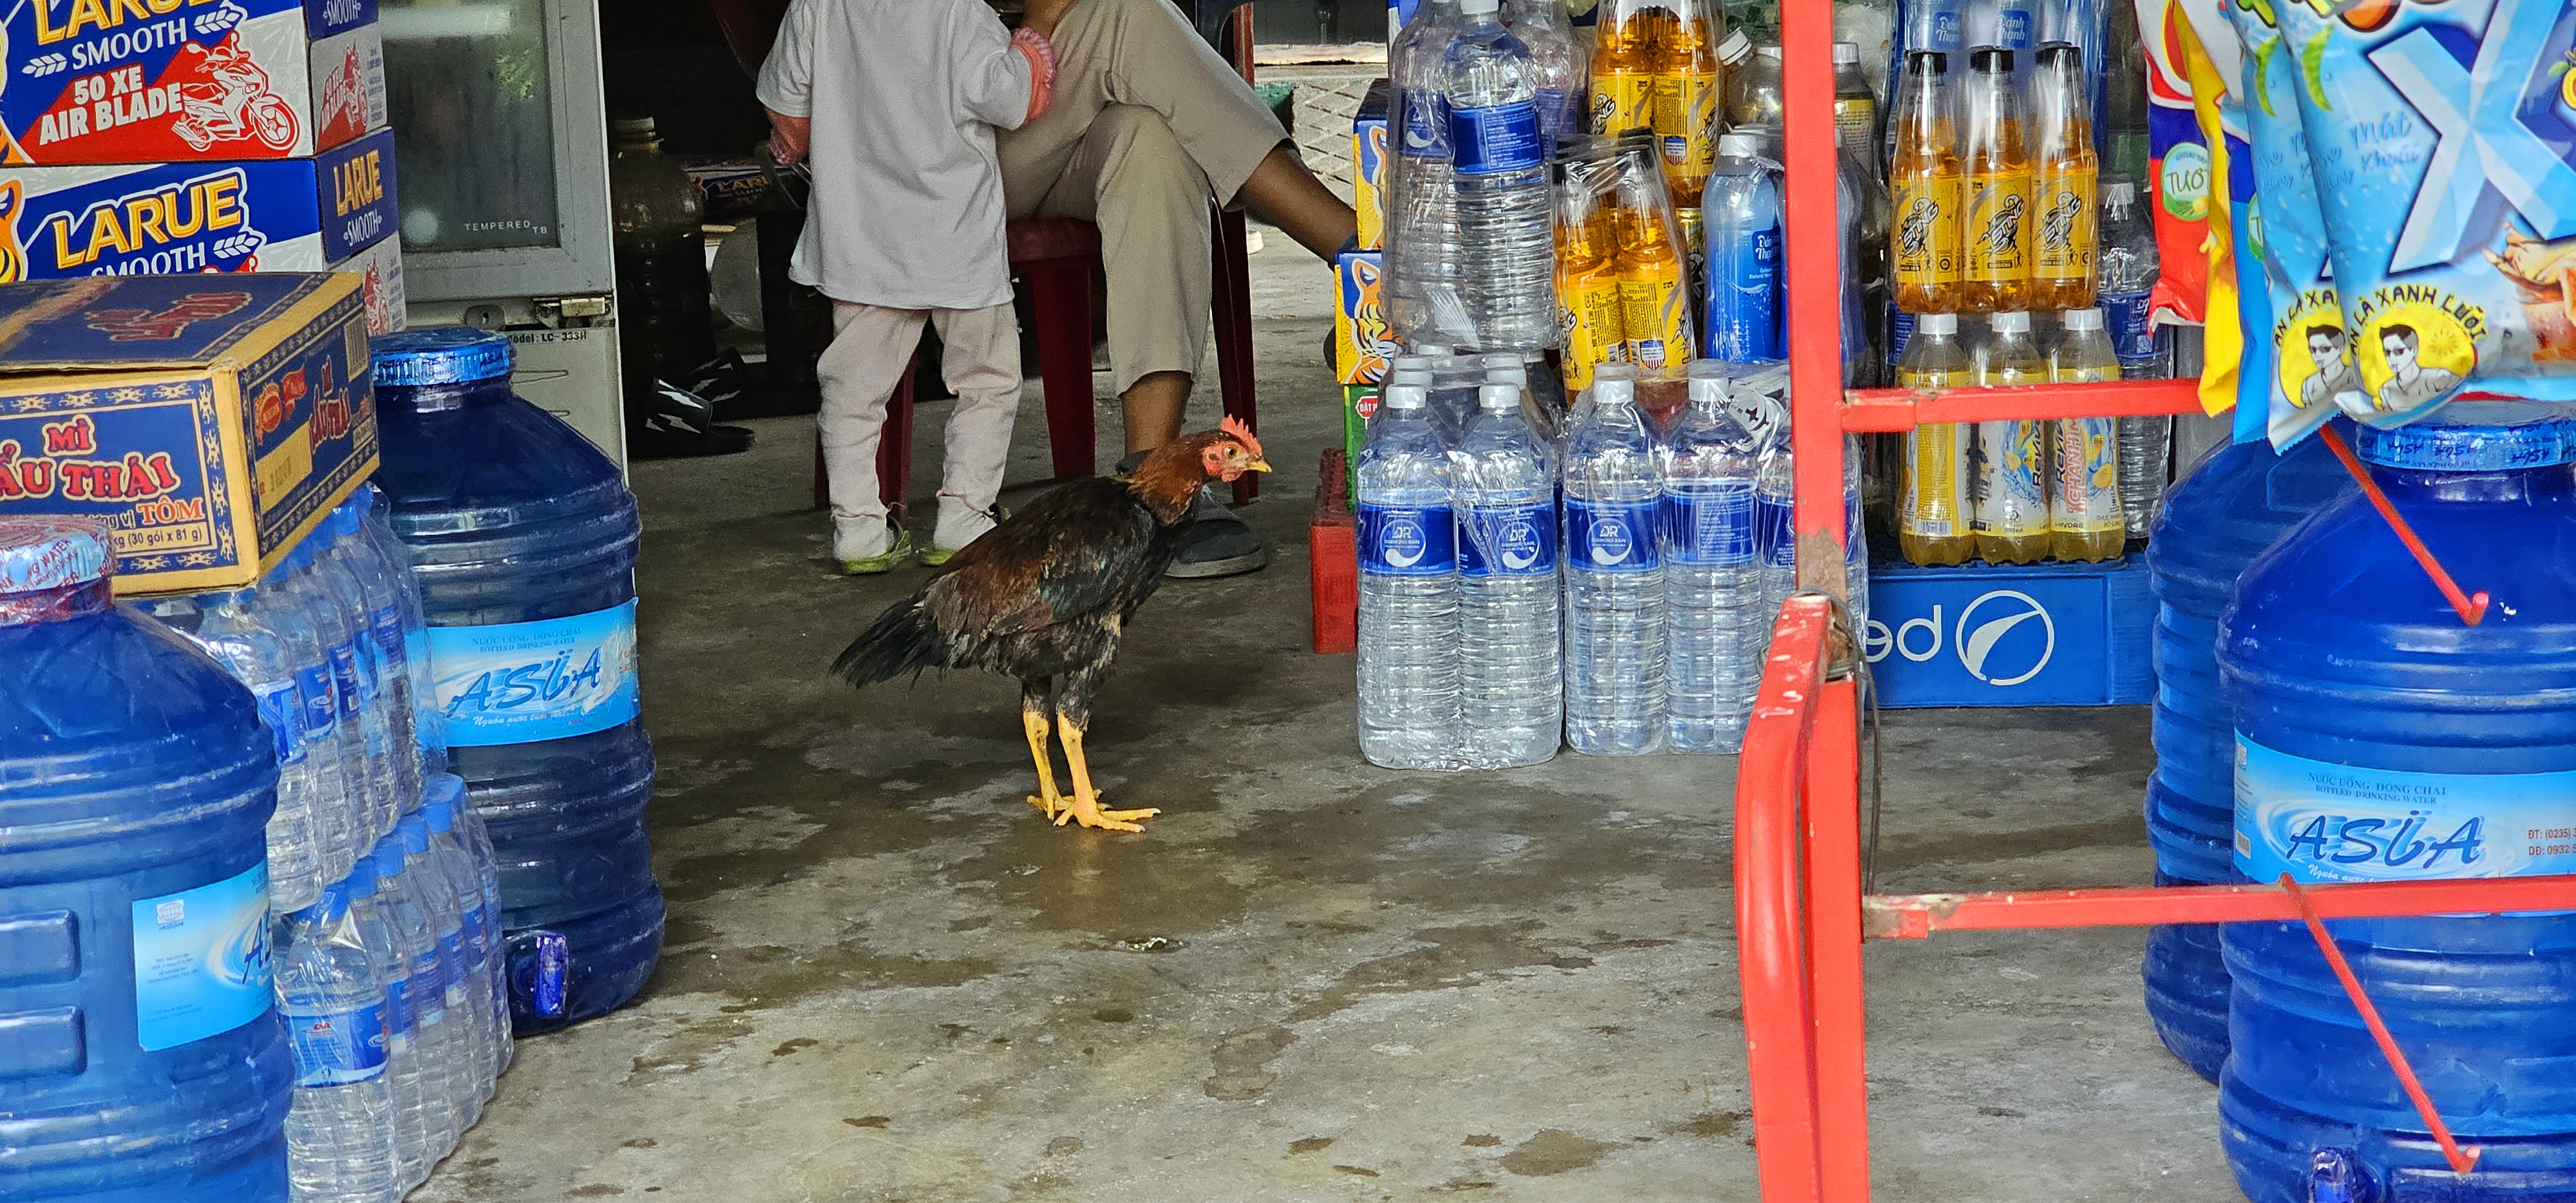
[2140,431,2349,1083]
[2219,421,2576,1203]
[368,330,660,1034]
[0,516,292,1201]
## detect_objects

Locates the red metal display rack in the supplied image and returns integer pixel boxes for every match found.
[1738,5,2576,1199]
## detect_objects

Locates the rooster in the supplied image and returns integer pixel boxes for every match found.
[833,419,1271,832]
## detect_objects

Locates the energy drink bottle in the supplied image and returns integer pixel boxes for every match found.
[2028,43,2098,311]
[1958,47,2031,314]
[1651,0,1723,206]
[1896,312,1975,565]
[1831,42,1880,162]
[1618,202,1692,376]
[1555,195,1630,393]
[1589,0,1665,136]
[1969,310,2050,564]
[1888,50,1963,316]
[2048,308,2124,562]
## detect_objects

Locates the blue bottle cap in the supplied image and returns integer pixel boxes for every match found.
[345,857,378,899]
[397,812,429,855]
[2353,421,2576,471]
[422,775,462,833]
[0,515,111,594]
[370,833,406,876]
[372,328,513,386]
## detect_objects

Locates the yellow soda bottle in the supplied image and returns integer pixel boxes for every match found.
[1958,48,2032,314]
[2047,307,2125,562]
[1895,312,1976,567]
[1589,1,1664,137]
[1651,0,1723,207]
[1888,50,1964,316]
[1555,202,1631,393]
[2029,43,2100,311]
[1618,204,1692,376]
[1970,310,2051,564]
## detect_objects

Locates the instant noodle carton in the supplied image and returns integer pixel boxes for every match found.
[0,272,376,595]
[2278,0,2576,426]
[1354,80,1389,252]
[2,0,386,165]
[1335,237,1397,385]
[0,126,401,328]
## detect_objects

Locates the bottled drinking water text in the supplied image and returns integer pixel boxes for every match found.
[1357,382,1463,769]
[1454,380,1562,768]
[1562,367,1667,755]
[1663,365,1764,753]
[1447,0,1558,349]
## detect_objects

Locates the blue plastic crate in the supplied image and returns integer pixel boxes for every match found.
[1861,555,2154,708]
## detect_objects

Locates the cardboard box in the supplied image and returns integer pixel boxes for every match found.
[1341,383,1376,500]
[1352,79,1388,252]
[1333,238,1396,386]
[0,273,377,595]
[2,0,386,164]
[332,228,401,335]
[1861,556,2154,707]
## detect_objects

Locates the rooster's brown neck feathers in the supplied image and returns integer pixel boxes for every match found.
[1122,433,1226,524]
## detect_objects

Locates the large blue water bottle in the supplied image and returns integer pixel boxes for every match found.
[2219,421,2576,1202]
[368,330,661,1034]
[0,516,292,1200]
[2139,431,2349,1082]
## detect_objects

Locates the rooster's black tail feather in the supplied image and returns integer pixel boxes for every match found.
[833,598,949,688]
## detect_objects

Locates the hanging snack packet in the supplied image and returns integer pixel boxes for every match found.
[2131,0,2212,328]
[2224,0,2352,448]
[2177,5,2249,425]
[2277,0,2576,426]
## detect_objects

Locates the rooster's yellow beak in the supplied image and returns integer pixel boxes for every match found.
[1246,459,1273,473]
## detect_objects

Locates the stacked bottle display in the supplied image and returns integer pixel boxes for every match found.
[1554,132,1700,392]
[1356,363,1865,767]
[1882,38,2170,564]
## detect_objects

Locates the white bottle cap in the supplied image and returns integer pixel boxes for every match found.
[1481,352,1521,368]
[1991,310,2032,335]
[1391,354,1434,373]
[1686,364,1732,407]
[1917,312,1959,336]
[1832,41,1861,65]
[1460,0,1499,15]
[1413,344,1452,357]
[1718,131,1761,158]
[1388,368,1434,388]
[2104,180,2135,205]
[1479,383,1520,412]
[1486,364,1529,386]
[1382,383,1430,410]
[2061,308,2105,331]
[1757,44,1783,59]
[1718,30,1752,64]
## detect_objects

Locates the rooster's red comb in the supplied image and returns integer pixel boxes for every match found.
[1220,415,1264,460]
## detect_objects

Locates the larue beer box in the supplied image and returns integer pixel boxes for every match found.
[1,0,387,164]
[0,126,401,329]
[0,272,377,595]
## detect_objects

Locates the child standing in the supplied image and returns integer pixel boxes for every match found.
[757,0,1061,571]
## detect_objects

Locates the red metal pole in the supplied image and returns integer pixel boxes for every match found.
[1783,0,1847,601]
[1841,379,2204,431]
[2317,424,2488,627]
[2278,876,2481,1176]
[1802,676,1870,1203]
[1738,597,1835,1203]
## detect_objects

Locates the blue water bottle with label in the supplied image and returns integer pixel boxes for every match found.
[0,515,292,1201]
[2218,421,2576,1202]
[1446,0,1558,350]
[1562,366,1667,755]
[1356,380,1462,770]
[368,329,659,1034]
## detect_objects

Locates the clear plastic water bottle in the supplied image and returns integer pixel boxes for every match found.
[309,519,421,814]
[2099,177,2172,538]
[442,777,513,1077]
[344,853,427,1186]
[1446,0,1558,350]
[355,486,446,779]
[149,591,330,912]
[421,779,501,1099]
[1561,366,1666,755]
[285,544,400,846]
[1702,132,1785,364]
[250,569,368,886]
[327,498,428,786]
[275,869,401,1203]
[1753,413,1799,634]
[1663,366,1765,753]
[1502,0,1587,151]
[1388,0,1471,344]
[1454,380,1562,768]
[370,831,460,1180]
[1356,381,1462,770]
[398,811,483,1132]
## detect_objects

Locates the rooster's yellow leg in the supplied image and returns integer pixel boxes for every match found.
[1053,715,1160,832]
[1022,699,1065,820]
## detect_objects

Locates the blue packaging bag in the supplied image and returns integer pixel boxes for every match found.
[2278,0,2576,426]
[2226,1,2349,448]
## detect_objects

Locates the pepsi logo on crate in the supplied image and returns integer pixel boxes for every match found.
[1,0,386,164]
[1861,557,2155,707]
[0,272,377,595]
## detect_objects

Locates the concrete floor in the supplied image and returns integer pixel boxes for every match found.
[416,233,2243,1202]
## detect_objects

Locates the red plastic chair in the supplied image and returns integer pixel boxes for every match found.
[811,208,1260,520]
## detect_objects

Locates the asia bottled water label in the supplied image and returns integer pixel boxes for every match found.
[1457,503,1557,577]
[131,862,272,1052]
[379,961,414,1052]
[330,639,366,718]
[437,929,468,1006]
[370,604,406,671]
[2101,287,2160,366]
[297,661,337,738]
[1358,503,1457,575]
[1665,483,1757,565]
[1756,495,1795,569]
[1449,103,1544,175]
[1566,499,1662,572]
[2233,735,2576,883]
[408,940,446,1024]
[286,1001,388,1086]
[428,599,643,748]
[252,678,305,764]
